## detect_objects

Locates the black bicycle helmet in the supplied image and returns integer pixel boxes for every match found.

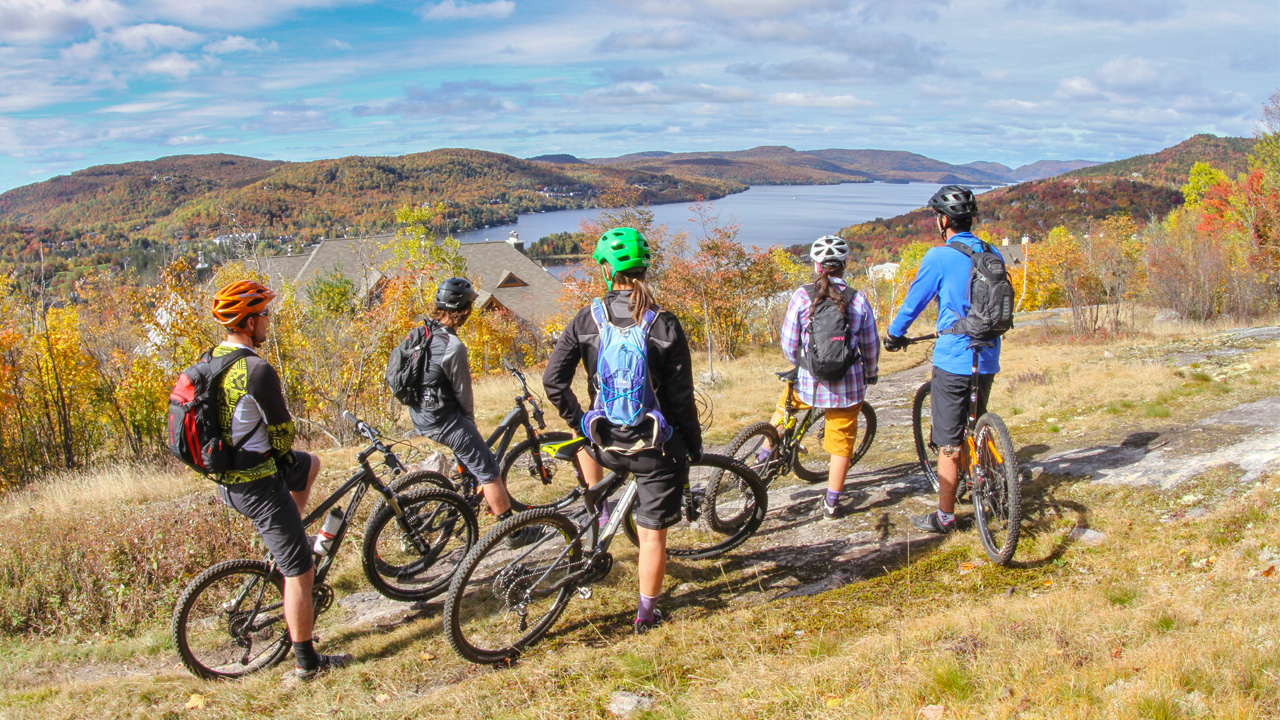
[927,185,978,221]
[435,277,478,311]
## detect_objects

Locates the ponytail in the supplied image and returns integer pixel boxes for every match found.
[614,269,657,325]
[810,261,846,313]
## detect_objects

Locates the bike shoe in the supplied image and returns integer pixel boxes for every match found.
[910,511,956,535]
[505,524,551,549]
[634,608,667,635]
[294,652,353,681]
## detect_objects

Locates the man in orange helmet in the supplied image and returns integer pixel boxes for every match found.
[209,280,351,679]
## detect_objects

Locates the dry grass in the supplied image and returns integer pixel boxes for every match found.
[0,461,199,522]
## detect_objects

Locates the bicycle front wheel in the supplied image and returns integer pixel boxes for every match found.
[971,413,1021,566]
[362,487,478,602]
[444,508,584,665]
[499,432,575,510]
[172,559,291,680]
[723,421,783,487]
[912,382,941,492]
[792,403,876,482]
[623,454,769,560]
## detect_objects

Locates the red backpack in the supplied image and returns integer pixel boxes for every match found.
[167,348,263,477]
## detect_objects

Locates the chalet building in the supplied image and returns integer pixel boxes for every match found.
[244,235,565,329]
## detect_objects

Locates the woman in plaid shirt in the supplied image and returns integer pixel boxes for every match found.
[778,235,881,520]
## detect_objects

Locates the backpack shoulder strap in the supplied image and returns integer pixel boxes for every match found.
[589,298,611,330]
[204,347,254,378]
[839,285,856,304]
[947,240,977,259]
[638,306,659,333]
[802,283,818,301]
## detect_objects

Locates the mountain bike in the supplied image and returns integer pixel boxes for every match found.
[384,359,578,518]
[902,335,1020,565]
[722,367,877,487]
[441,440,768,665]
[171,412,477,680]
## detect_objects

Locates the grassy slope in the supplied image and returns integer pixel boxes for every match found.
[5,316,1280,718]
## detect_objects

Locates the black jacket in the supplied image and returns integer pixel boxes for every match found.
[543,290,702,456]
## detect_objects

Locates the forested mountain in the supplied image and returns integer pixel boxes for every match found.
[1066,134,1254,187]
[965,159,1101,182]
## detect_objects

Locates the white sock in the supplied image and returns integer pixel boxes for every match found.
[937,509,955,525]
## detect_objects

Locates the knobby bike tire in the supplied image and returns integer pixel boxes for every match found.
[792,403,877,483]
[971,413,1021,566]
[362,487,478,602]
[723,421,784,489]
[912,382,942,492]
[172,559,291,680]
[499,431,576,511]
[443,508,583,665]
[622,453,768,560]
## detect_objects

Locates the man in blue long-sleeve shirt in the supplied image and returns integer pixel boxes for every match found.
[883,186,1001,534]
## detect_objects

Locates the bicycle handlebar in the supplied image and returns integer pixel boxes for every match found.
[343,410,378,442]
[903,333,937,345]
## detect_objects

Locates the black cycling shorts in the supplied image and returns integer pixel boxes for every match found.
[220,451,315,578]
[930,368,996,448]
[588,434,688,531]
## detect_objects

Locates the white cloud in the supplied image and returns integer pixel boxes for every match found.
[597,26,695,51]
[109,23,203,51]
[0,0,124,43]
[585,81,754,106]
[165,133,212,145]
[770,92,872,109]
[419,0,515,21]
[325,38,352,50]
[618,0,848,20]
[144,0,367,31]
[143,52,202,78]
[1052,76,1106,102]
[205,35,277,53]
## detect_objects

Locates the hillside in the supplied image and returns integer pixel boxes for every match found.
[0,149,744,246]
[837,176,1183,262]
[588,146,1100,186]
[1067,133,1254,187]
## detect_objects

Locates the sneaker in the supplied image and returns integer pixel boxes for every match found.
[505,523,550,549]
[294,652,352,680]
[910,511,956,535]
[821,501,847,522]
[634,607,667,635]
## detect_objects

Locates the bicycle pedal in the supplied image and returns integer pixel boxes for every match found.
[577,586,593,600]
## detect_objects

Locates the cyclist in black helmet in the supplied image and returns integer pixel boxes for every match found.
[883,186,1002,535]
[410,277,532,535]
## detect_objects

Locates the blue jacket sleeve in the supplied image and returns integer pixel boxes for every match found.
[888,251,944,338]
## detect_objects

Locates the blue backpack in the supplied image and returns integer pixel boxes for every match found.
[581,299,672,453]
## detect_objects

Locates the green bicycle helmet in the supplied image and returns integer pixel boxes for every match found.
[592,227,652,290]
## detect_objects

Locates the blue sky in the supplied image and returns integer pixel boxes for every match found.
[0,0,1276,192]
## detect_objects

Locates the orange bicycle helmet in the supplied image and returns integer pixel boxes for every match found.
[211,280,276,328]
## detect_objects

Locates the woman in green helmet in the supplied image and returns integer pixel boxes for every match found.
[543,227,703,633]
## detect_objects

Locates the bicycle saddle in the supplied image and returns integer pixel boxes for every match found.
[545,435,588,461]
[968,339,995,350]
[775,368,798,382]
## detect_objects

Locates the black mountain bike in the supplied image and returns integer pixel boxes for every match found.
[384,360,577,520]
[723,367,877,487]
[442,439,768,665]
[902,335,1020,565]
[171,412,477,679]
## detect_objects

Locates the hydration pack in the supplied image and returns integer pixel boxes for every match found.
[943,241,1015,342]
[581,299,672,453]
[167,348,264,478]
[386,321,434,407]
[799,284,861,381]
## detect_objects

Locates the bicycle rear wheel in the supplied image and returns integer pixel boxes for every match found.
[499,432,576,510]
[971,413,1021,566]
[444,508,585,665]
[172,559,291,680]
[623,454,768,560]
[362,487,478,602]
[792,403,877,483]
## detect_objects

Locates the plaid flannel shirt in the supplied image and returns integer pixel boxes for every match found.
[780,279,880,408]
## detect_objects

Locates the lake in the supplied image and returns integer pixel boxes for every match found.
[453,182,958,250]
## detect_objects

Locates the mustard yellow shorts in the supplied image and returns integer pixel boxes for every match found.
[773,387,862,458]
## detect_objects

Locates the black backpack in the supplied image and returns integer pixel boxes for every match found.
[944,240,1015,341]
[386,321,435,406]
[167,348,264,477]
[799,284,861,381]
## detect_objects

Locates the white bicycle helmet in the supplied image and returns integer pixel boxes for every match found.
[810,235,850,264]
